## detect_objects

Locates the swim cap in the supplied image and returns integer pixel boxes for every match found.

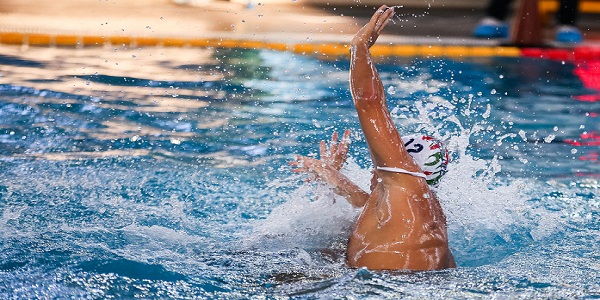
[401,134,449,186]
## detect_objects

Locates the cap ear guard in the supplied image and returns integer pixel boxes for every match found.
[401,135,449,186]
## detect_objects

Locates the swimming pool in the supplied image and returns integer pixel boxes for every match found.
[1,45,599,298]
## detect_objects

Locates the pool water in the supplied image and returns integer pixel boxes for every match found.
[1,46,599,299]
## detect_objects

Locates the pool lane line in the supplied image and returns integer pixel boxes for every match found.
[0,31,521,58]
[2,31,600,60]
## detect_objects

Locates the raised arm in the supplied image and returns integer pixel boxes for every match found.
[349,6,420,173]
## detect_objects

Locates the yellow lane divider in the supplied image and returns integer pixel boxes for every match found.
[0,32,522,58]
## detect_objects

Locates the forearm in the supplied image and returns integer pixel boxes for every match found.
[316,165,370,208]
[349,45,384,105]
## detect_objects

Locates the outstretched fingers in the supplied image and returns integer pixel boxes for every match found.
[328,131,339,158]
[359,5,394,47]
[289,155,313,173]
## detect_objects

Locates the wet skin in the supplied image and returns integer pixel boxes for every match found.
[291,5,455,271]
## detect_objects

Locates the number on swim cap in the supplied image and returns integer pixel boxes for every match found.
[401,134,449,186]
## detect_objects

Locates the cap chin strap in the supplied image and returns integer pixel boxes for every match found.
[376,166,427,179]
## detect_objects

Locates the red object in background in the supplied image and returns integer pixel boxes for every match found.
[521,47,600,62]
[521,48,546,59]
[565,131,600,146]
[574,61,600,90]
[573,59,600,103]
[574,95,600,102]
[574,47,600,61]
[580,152,599,162]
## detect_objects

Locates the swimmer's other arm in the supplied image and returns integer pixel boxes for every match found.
[289,130,369,208]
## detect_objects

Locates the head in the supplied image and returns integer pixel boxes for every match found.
[370,134,449,190]
[402,134,449,186]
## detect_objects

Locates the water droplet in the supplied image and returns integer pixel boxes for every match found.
[571,148,578,154]
[490,89,497,95]
[387,86,396,95]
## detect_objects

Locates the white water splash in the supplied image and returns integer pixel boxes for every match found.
[246,158,371,252]
[411,95,562,244]
[250,94,563,266]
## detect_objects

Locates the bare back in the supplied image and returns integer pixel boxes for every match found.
[347,174,454,270]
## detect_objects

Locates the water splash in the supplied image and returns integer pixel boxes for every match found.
[251,91,565,267]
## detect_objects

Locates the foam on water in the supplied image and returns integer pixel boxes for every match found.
[245,158,370,253]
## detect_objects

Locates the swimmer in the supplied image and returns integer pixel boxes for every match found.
[289,5,455,271]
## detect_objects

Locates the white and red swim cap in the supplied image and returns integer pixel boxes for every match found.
[401,134,449,186]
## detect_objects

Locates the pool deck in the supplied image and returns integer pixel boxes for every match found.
[0,0,599,57]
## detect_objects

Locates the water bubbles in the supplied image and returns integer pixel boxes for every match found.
[387,85,396,95]
[571,148,578,154]
[544,134,556,143]
[518,130,527,141]
[490,89,497,95]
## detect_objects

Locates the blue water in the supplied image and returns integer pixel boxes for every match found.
[1,46,599,299]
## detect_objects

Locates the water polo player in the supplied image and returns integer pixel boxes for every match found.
[290,5,455,271]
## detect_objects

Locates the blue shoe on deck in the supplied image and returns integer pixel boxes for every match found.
[556,25,583,44]
[473,17,509,39]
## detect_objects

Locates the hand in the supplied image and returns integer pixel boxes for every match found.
[351,5,394,49]
[289,155,328,182]
[320,129,351,171]
[288,130,351,180]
